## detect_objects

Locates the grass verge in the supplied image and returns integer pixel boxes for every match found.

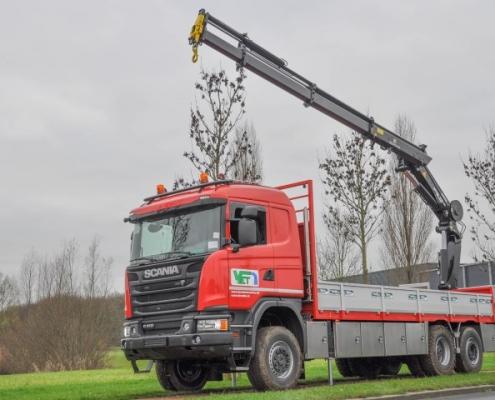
[0,351,494,400]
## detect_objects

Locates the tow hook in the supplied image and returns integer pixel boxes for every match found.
[131,359,154,373]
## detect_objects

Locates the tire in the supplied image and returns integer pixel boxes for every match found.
[419,324,456,376]
[155,360,177,391]
[455,326,483,373]
[348,358,382,380]
[379,357,402,376]
[155,360,209,392]
[247,326,302,391]
[405,356,427,377]
[335,358,354,377]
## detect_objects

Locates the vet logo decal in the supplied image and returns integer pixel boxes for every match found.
[231,269,259,287]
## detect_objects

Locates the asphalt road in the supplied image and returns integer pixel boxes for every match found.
[428,391,495,400]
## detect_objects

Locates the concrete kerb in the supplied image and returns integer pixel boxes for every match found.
[351,384,495,400]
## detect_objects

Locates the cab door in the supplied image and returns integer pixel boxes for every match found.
[227,201,274,309]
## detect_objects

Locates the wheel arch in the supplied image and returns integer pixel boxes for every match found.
[249,299,305,356]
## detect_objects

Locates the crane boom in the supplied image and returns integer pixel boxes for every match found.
[188,9,464,289]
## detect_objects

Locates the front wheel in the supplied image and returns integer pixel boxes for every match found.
[247,326,301,391]
[156,360,209,392]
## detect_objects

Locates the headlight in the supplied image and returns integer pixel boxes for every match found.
[197,319,229,332]
[123,324,138,337]
[123,326,131,337]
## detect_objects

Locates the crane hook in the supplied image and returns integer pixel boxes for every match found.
[189,9,206,63]
[192,46,199,63]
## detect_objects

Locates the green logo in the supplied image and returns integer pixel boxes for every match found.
[232,269,259,286]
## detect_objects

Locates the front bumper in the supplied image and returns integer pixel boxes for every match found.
[121,331,234,360]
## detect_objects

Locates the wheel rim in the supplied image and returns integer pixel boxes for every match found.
[175,361,203,383]
[465,337,480,366]
[435,335,451,366]
[268,340,294,379]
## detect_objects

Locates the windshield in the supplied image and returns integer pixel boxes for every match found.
[130,205,222,261]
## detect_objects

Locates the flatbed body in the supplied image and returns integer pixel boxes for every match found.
[316,281,494,323]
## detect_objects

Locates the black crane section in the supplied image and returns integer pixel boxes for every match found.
[188,9,464,289]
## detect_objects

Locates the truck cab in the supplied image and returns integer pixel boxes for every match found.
[122,179,309,391]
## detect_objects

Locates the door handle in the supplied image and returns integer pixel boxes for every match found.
[263,269,275,281]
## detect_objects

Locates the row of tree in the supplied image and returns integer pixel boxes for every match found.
[318,116,435,283]
[0,237,113,310]
[0,238,120,374]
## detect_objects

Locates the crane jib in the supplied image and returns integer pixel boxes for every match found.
[198,30,431,167]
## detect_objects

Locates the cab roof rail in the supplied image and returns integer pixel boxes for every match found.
[143,180,235,203]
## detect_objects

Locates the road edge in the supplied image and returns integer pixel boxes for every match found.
[353,384,495,400]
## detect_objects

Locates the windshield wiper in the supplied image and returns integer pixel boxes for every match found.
[132,251,202,265]
[163,251,196,260]
[131,256,157,265]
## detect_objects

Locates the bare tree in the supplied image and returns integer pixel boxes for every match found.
[320,133,390,283]
[464,126,495,261]
[19,249,38,305]
[0,273,18,311]
[318,208,359,280]
[183,68,258,181]
[52,239,78,296]
[35,240,78,300]
[381,116,434,283]
[37,255,54,300]
[83,236,113,299]
[230,122,263,183]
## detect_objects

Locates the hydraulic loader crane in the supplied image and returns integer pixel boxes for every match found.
[188,9,464,290]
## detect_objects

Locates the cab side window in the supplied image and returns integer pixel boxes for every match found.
[230,203,267,245]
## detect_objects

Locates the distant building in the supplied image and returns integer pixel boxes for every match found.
[338,261,495,288]
[339,263,437,287]
[460,262,495,287]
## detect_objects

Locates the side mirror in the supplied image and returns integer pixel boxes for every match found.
[241,206,260,220]
[238,218,257,247]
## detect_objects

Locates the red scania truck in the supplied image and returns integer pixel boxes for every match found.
[121,10,495,392]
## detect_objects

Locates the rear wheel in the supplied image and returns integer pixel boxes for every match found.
[419,324,455,376]
[247,326,301,391]
[379,357,402,376]
[335,358,354,377]
[455,326,483,373]
[405,356,427,377]
[348,358,382,379]
[155,360,209,392]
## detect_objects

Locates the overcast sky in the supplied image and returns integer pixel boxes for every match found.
[1,1,494,290]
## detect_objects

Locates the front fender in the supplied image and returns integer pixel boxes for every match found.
[248,298,305,356]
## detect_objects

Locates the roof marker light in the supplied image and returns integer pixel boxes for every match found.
[199,172,209,184]
[156,184,166,194]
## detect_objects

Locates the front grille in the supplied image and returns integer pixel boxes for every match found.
[134,289,194,305]
[136,300,193,315]
[129,258,204,319]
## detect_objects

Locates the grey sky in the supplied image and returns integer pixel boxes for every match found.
[1,1,494,290]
